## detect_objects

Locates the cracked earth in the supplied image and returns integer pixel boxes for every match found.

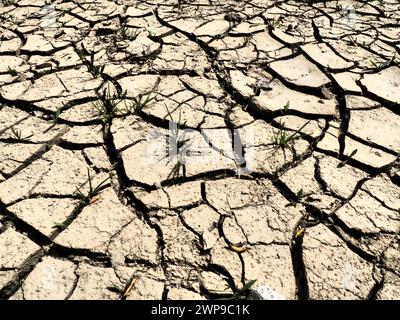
[0,0,399,300]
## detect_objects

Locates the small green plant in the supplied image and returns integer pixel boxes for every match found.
[93,84,158,121]
[46,105,63,128]
[75,169,109,205]
[218,280,257,300]
[116,25,140,41]
[123,85,157,115]
[370,55,395,70]
[7,66,18,76]
[165,106,191,180]
[337,149,358,168]
[10,126,33,141]
[272,15,283,28]
[107,283,124,295]
[50,106,62,125]
[77,44,104,78]
[271,121,310,150]
[44,105,64,133]
[93,86,127,122]
[87,52,104,78]
[285,188,304,207]
[272,102,309,151]
[52,222,67,230]
[282,101,290,114]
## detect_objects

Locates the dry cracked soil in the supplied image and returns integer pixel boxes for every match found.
[0,0,399,300]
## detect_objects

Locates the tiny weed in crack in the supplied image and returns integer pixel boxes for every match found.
[52,222,66,230]
[271,120,310,150]
[10,126,33,141]
[123,84,158,116]
[75,169,109,205]
[285,188,305,207]
[115,25,140,41]
[217,279,257,300]
[7,66,18,76]
[93,85,127,122]
[164,106,191,180]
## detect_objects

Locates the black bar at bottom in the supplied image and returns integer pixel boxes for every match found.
[0,300,396,319]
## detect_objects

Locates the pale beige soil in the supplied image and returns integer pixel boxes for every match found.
[0,0,399,300]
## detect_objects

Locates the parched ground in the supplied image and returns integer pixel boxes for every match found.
[0,0,399,300]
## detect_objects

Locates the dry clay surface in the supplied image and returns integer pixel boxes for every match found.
[0,0,399,300]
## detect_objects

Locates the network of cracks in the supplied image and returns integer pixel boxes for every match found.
[0,0,399,300]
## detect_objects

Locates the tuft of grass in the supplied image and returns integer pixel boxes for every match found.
[168,157,186,180]
[77,44,104,78]
[52,222,67,230]
[271,121,310,150]
[87,52,104,78]
[370,55,395,70]
[10,126,33,141]
[93,83,158,121]
[93,86,127,122]
[7,66,18,76]
[217,280,257,300]
[285,188,304,207]
[282,101,290,115]
[44,105,64,133]
[49,105,63,125]
[123,85,158,115]
[165,106,191,180]
[116,25,140,41]
[75,169,109,205]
